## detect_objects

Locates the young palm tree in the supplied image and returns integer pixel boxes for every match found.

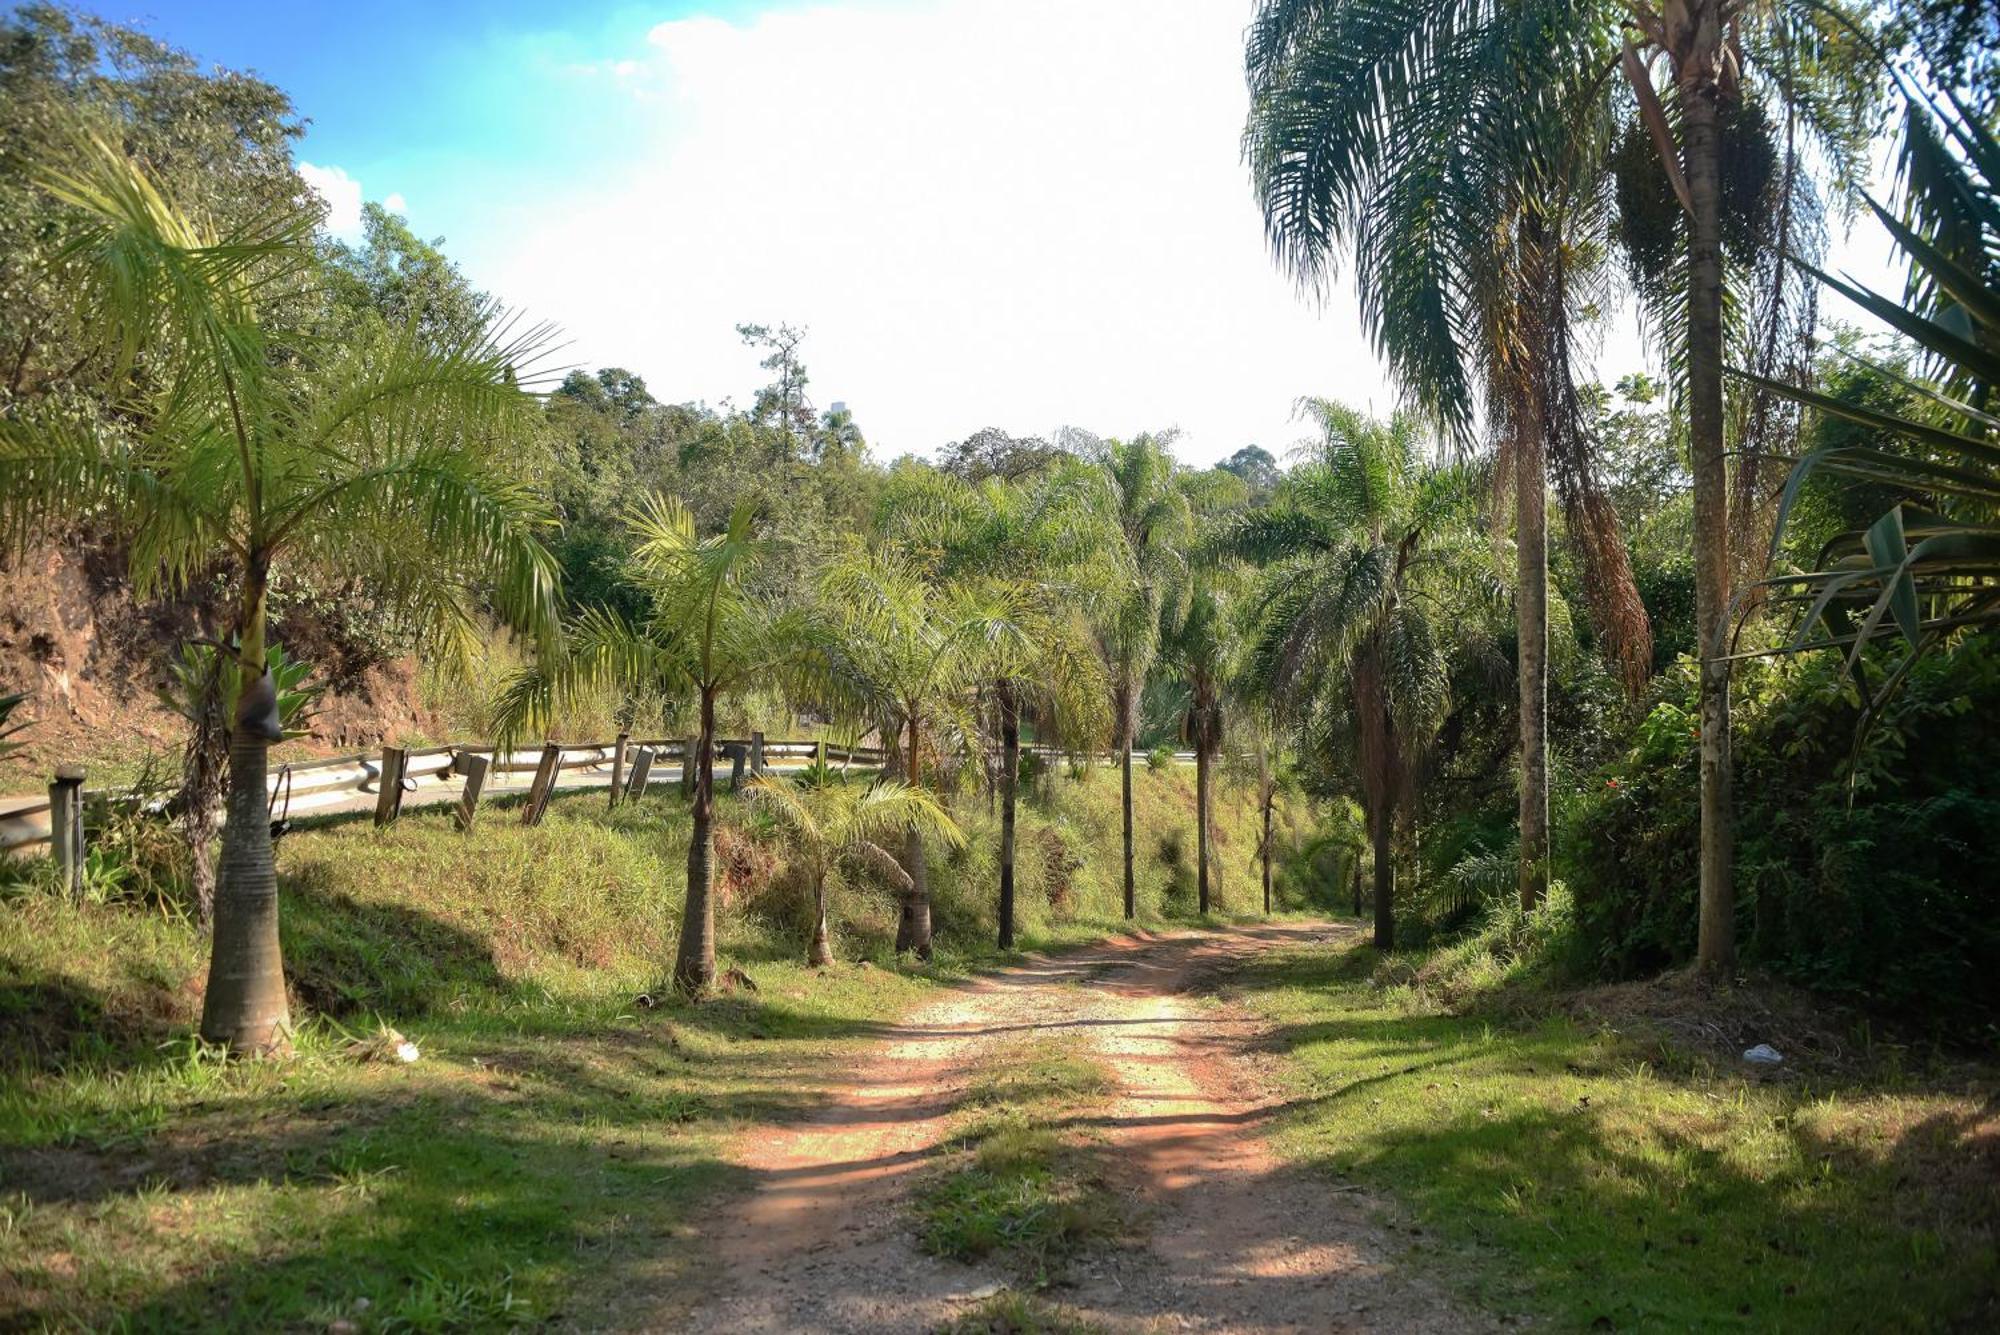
[0,135,560,1051]
[1090,435,1195,919]
[494,495,797,993]
[743,772,963,965]
[806,544,987,958]
[1217,401,1483,950]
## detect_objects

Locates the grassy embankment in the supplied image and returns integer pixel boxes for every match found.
[0,761,1305,1329]
[1229,909,2000,1332]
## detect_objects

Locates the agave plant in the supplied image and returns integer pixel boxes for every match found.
[1748,81,2000,720]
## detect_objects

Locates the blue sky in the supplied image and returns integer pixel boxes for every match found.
[104,1,1902,464]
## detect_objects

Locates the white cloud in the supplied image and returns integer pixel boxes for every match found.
[298,161,365,242]
[383,191,408,215]
[469,0,1398,465]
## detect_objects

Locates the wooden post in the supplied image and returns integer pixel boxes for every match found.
[374,745,408,827]
[681,735,698,797]
[625,747,655,800]
[49,765,84,902]
[522,741,562,826]
[609,731,630,809]
[725,741,748,793]
[455,753,491,832]
[751,730,767,776]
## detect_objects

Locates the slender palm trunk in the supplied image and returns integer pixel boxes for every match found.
[1351,854,1362,917]
[997,680,1019,950]
[1195,718,1212,917]
[199,573,288,1052]
[808,869,833,967]
[895,711,932,957]
[1517,407,1550,911]
[673,686,718,992]
[1684,65,1736,974]
[1260,785,1273,914]
[1116,678,1135,919]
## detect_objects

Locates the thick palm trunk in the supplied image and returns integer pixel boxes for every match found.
[1116,679,1136,919]
[1371,812,1394,951]
[199,727,289,1050]
[895,712,933,957]
[673,687,718,992]
[997,681,1019,950]
[808,872,833,967]
[1684,67,1736,974]
[1517,410,1550,910]
[1195,732,1212,916]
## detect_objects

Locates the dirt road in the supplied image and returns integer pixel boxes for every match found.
[665,922,1479,1333]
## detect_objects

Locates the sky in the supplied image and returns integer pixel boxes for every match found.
[108,0,1907,466]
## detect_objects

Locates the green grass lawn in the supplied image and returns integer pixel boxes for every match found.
[1,765,1288,1329]
[1228,934,2000,1332]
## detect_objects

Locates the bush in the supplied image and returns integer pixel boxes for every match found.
[1565,635,2000,1030]
[1145,744,1175,772]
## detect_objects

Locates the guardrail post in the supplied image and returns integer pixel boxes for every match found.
[751,730,767,776]
[626,746,654,800]
[680,735,698,797]
[608,732,630,808]
[522,741,562,826]
[49,765,85,902]
[725,741,748,792]
[455,753,490,832]
[374,745,409,827]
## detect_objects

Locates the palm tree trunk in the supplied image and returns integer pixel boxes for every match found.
[895,711,932,957]
[1371,811,1395,951]
[808,871,833,967]
[1684,64,1736,975]
[1195,723,1212,917]
[673,685,718,992]
[1351,854,1362,918]
[1116,679,1135,919]
[1517,405,1550,911]
[997,680,1019,950]
[1260,785,1273,914]
[199,725,291,1050]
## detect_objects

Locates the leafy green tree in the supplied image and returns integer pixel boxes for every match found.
[744,773,962,965]
[1161,580,1236,915]
[1219,445,1281,499]
[1090,434,1195,918]
[494,495,797,993]
[1217,401,1483,949]
[0,135,561,1050]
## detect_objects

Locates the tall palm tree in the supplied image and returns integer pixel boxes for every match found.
[0,134,560,1051]
[1161,580,1236,916]
[1217,401,1481,949]
[1244,0,1648,917]
[1091,435,1194,919]
[494,495,796,993]
[1244,0,1874,967]
[743,772,962,965]
[880,463,1113,946]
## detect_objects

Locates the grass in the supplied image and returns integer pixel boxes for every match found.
[0,764,1287,1329]
[913,1036,1122,1281]
[1227,926,2000,1332]
[939,1290,1107,1334]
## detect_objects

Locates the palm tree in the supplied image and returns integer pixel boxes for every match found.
[807,544,987,958]
[1217,401,1481,950]
[1244,0,1875,968]
[878,463,1112,947]
[1244,0,1649,918]
[1161,581,1235,916]
[743,772,962,965]
[0,134,560,1051]
[1091,435,1194,919]
[494,495,797,993]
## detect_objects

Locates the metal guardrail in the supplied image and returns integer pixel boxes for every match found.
[1,736,891,858]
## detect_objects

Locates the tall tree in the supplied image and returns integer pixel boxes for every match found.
[1090,434,1194,919]
[1162,581,1236,915]
[1216,401,1480,950]
[0,135,560,1050]
[494,495,797,993]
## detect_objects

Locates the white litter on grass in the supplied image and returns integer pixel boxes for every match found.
[1742,1043,1784,1065]
[395,1040,420,1064]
